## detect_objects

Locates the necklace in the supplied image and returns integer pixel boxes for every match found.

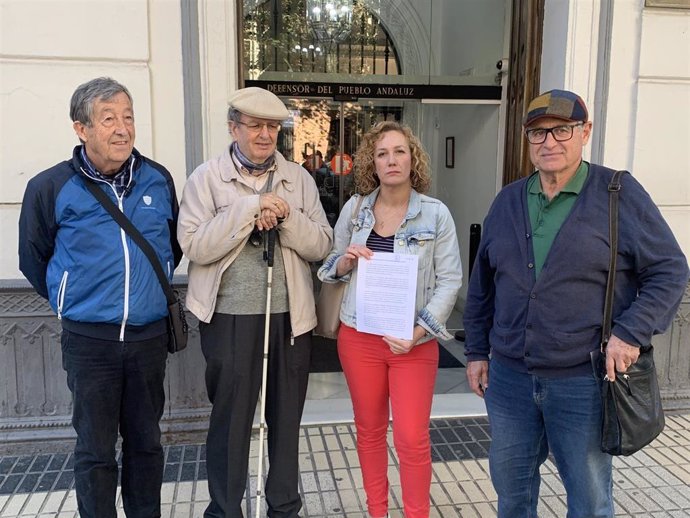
[374,200,408,229]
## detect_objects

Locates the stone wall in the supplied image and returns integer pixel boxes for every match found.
[1,283,689,444]
[0,284,210,443]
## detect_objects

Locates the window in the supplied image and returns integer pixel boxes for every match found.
[242,0,400,80]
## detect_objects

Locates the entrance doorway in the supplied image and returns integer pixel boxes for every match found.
[271,94,503,419]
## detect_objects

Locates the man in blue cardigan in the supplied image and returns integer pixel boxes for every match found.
[463,89,689,518]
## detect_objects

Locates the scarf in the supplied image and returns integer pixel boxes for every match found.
[231,142,275,175]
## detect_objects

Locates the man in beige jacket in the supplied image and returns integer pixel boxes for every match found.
[178,87,333,518]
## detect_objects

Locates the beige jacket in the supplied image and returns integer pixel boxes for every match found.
[178,147,333,336]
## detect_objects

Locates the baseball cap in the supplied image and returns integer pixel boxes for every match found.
[523,89,588,127]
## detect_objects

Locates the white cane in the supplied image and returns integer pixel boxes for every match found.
[255,227,276,518]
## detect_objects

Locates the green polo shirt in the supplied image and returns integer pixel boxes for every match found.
[527,161,589,277]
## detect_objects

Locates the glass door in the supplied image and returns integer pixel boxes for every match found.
[278,98,403,226]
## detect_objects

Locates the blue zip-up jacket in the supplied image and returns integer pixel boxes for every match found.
[19,145,182,341]
[463,164,689,377]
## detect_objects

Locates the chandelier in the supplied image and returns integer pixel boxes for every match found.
[305,0,354,45]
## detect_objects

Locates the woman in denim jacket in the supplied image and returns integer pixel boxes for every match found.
[318,121,462,518]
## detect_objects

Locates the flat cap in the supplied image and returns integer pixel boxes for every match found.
[523,89,588,127]
[228,87,290,120]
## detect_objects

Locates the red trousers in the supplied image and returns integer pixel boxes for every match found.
[338,324,438,518]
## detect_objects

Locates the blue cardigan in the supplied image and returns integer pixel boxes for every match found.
[463,163,689,377]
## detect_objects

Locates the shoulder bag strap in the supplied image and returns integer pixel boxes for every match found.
[601,170,626,348]
[352,194,364,218]
[83,180,176,305]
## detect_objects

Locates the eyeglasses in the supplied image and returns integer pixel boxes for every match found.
[525,123,583,144]
[235,121,281,134]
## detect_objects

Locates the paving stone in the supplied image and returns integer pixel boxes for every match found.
[657,484,690,509]
[53,471,74,491]
[29,455,52,473]
[473,501,498,518]
[537,497,563,518]
[458,480,484,503]
[430,481,452,506]
[317,470,336,491]
[649,465,688,486]
[0,458,18,475]
[312,451,330,471]
[163,463,180,483]
[176,481,194,503]
[302,491,324,516]
[182,445,198,462]
[1,474,22,494]
[442,481,469,504]
[331,468,353,491]
[2,492,29,517]
[0,416,687,516]
[20,490,48,515]
[10,457,33,475]
[307,433,326,452]
[41,490,68,513]
[327,448,347,470]
[337,487,363,513]
[432,462,454,483]
[642,486,680,511]
[320,490,343,514]
[161,481,175,504]
[179,462,196,482]
[615,489,658,514]
[36,471,58,492]
[300,471,318,492]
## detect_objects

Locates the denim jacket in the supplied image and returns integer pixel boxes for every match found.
[317,188,462,341]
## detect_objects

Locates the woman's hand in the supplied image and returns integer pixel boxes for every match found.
[382,326,427,355]
[383,335,416,354]
[336,244,373,277]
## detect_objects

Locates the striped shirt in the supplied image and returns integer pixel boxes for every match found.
[366,230,394,253]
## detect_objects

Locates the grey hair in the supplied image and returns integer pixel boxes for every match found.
[227,107,243,124]
[70,77,133,126]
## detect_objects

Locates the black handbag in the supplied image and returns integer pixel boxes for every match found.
[592,170,664,456]
[84,180,188,353]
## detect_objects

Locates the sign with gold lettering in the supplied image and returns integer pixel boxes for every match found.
[245,80,500,101]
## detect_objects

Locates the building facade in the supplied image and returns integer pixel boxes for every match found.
[1,0,688,442]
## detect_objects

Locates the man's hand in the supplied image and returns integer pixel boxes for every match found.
[257,193,290,230]
[256,208,280,231]
[466,360,489,398]
[605,334,640,382]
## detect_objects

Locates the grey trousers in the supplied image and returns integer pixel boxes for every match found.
[200,313,311,518]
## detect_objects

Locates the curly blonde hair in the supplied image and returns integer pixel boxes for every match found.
[353,121,431,195]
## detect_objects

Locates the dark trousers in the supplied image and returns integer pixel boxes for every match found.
[200,313,311,518]
[61,330,168,518]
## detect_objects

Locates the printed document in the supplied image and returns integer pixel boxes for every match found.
[356,252,418,339]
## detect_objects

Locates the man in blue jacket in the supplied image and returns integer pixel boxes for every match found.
[18,77,182,518]
[463,89,689,518]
